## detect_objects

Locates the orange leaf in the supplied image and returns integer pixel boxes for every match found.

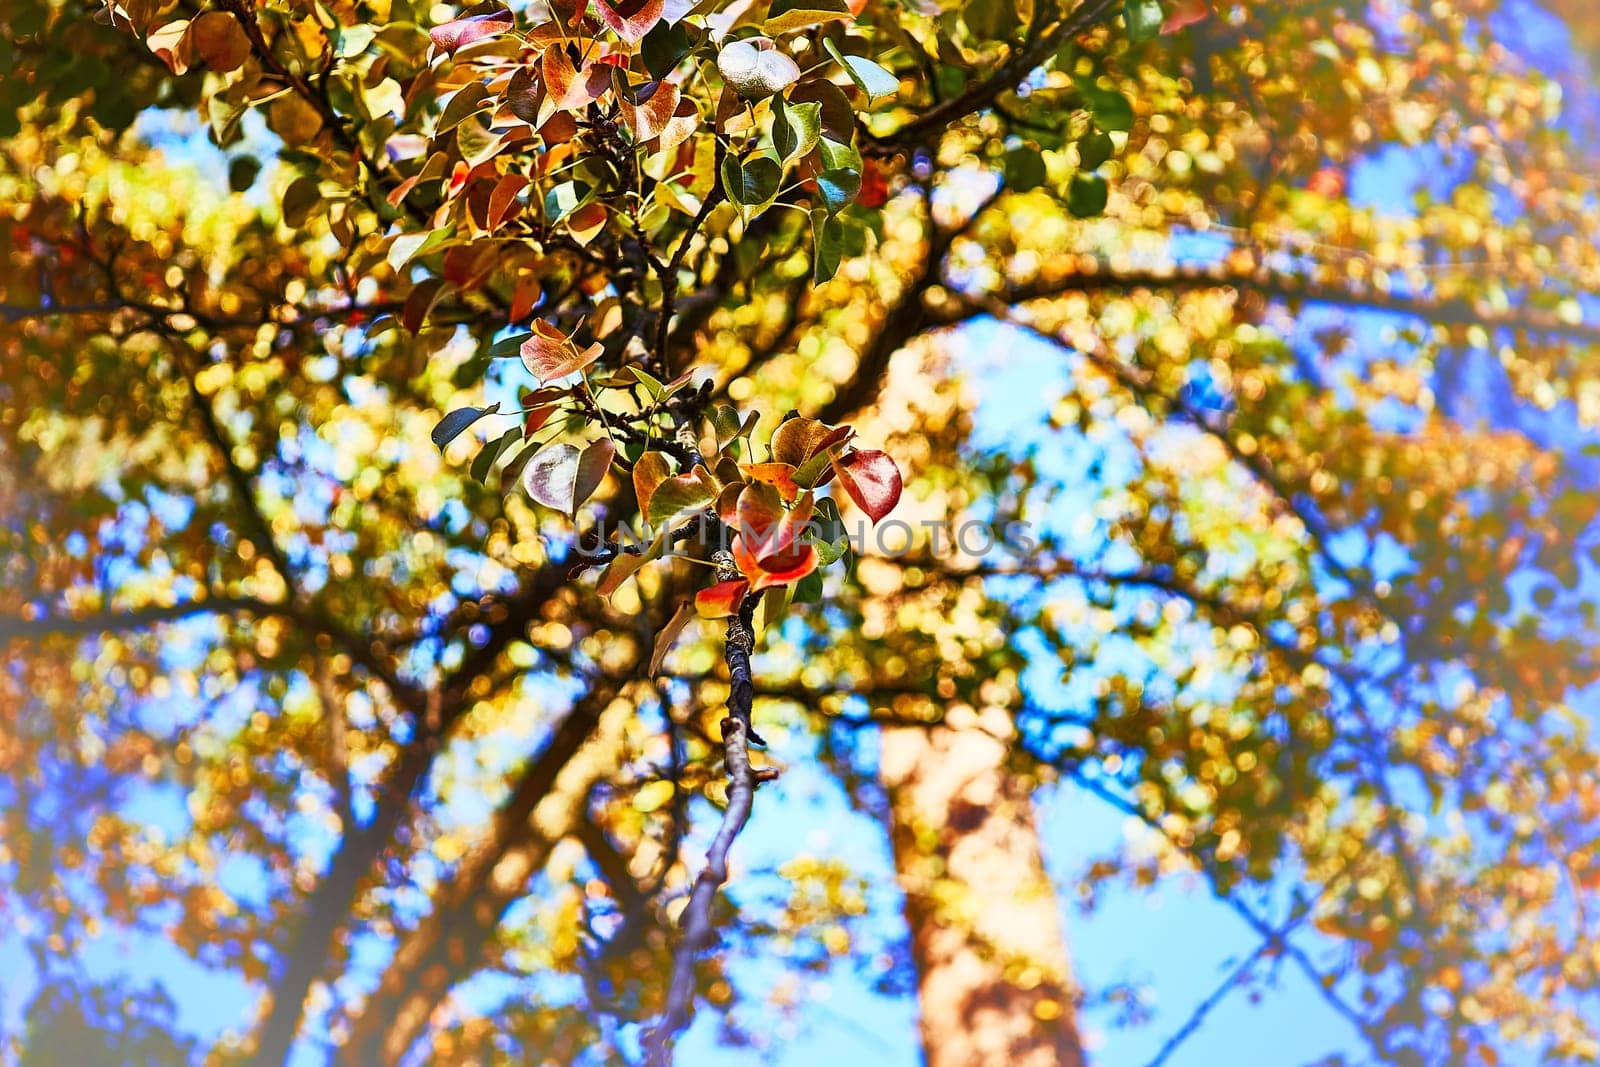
[632,451,673,520]
[191,11,250,72]
[520,321,603,383]
[487,173,530,232]
[742,462,800,502]
[770,416,852,468]
[696,578,749,618]
[741,542,818,593]
[1160,0,1210,33]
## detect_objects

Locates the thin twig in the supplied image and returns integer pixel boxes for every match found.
[643,555,775,1066]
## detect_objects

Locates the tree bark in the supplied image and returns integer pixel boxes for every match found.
[880,709,1086,1067]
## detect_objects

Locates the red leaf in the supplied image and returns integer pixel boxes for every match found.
[734,482,786,545]
[593,0,665,44]
[146,20,192,75]
[386,172,423,208]
[520,321,603,383]
[742,490,814,568]
[832,449,902,523]
[739,542,819,593]
[858,159,889,208]
[429,10,513,54]
[1160,0,1210,33]
[696,578,749,618]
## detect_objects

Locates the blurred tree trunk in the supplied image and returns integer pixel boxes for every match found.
[880,714,1085,1067]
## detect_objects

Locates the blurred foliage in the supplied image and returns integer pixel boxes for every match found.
[3,0,1600,1064]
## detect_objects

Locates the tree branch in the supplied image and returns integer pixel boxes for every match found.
[0,595,281,642]
[643,557,775,1067]
[863,0,1123,157]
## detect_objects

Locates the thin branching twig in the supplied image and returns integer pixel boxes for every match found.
[643,555,775,1066]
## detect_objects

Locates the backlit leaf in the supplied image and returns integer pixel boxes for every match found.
[831,448,901,522]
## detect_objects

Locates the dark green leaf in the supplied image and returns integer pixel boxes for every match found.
[964,0,1019,41]
[1077,129,1114,169]
[792,570,824,603]
[490,331,535,358]
[1067,172,1109,217]
[471,426,521,483]
[432,403,501,450]
[721,154,782,206]
[773,96,822,165]
[1081,82,1134,132]
[1002,146,1046,192]
[817,168,861,213]
[812,208,844,283]
[544,180,593,222]
[641,20,695,79]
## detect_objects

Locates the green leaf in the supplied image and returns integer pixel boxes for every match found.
[1079,81,1134,132]
[281,176,321,228]
[766,0,852,35]
[333,23,376,57]
[436,82,491,135]
[388,227,451,271]
[772,96,821,165]
[1002,146,1046,192]
[817,168,860,213]
[792,569,824,603]
[963,0,1019,41]
[721,154,783,206]
[1077,129,1114,169]
[641,19,695,79]
[207,94,247,144]
[818,135,861,174]
[432,403,500,450]
[824,40,900,104]
[1124,0,1164,41]
[471,426,521,483]
[811,208,844,283]
[1067,172,1109,217]
[544,180,593,222]
[489,331,534,358]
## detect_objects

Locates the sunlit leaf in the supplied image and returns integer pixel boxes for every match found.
[429,9,513,53]
[520,322,604,383]
[766,0,852,35]
[823,40,899,104]
[831,448,901,522]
